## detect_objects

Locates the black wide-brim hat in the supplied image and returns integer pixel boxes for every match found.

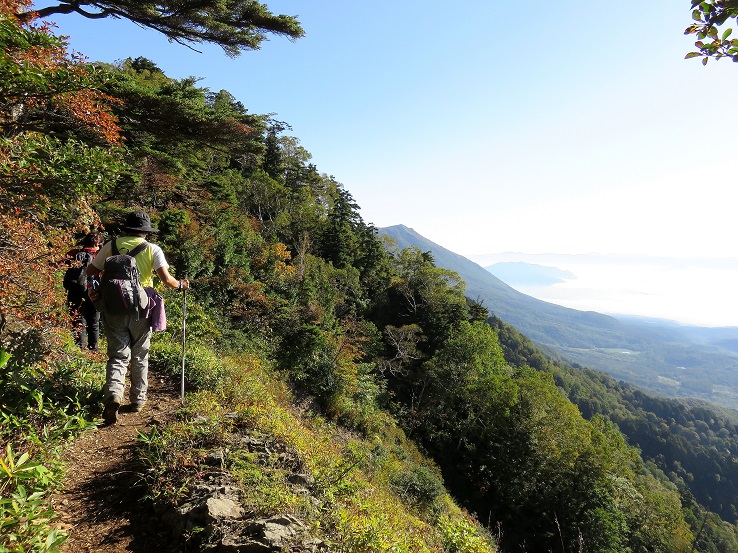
[122,210,159,234]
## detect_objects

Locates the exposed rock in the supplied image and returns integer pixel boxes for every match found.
[287,473,313,487]
[206,496,244,521]
[206,448,227,467]
[303,537,330,552]
[262,521,295,547]
[216,515,304,552]
[159,431,321,552]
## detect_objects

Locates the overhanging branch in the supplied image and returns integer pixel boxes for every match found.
[14,1,304,56]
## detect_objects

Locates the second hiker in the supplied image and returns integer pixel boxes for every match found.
[87,210,189,425]
[63,232,103,351]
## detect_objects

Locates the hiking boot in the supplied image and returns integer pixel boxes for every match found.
[130,401,146,413]
[103,397,120,425]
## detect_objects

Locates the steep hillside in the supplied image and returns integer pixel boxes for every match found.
[490,314,738,546]
[2,8,732,552]
[380,224,738,407]
[381,225,651,347]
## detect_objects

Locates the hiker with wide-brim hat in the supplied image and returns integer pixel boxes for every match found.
[121,211,161,234]
[87,210,189,425]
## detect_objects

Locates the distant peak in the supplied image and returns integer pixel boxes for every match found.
[382,224,412,231]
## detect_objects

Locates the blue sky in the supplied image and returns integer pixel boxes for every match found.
[35,1,738,325]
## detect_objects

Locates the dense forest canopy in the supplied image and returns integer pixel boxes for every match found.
[2,2,738,551]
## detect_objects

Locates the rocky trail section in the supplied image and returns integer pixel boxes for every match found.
[50,375,182,553]
[50,374,329,552]
[160,432,328,553]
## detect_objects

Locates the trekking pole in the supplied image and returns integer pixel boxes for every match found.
[180,275,187,404]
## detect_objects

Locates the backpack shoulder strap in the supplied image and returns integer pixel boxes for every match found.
[128,241,149,258]
[110,239,148,258]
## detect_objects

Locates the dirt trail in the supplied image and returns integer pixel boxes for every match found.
[50,374,182,553]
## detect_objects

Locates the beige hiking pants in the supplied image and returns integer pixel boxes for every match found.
[103,312,152,404]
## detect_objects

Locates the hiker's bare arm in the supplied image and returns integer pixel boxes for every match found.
[156,266,189,290]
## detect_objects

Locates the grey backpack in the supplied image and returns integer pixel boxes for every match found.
[98,240,150,317]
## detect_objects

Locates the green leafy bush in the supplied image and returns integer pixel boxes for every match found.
[0,354,100,448]
[0,447,66,553]
[149,340,226,392]
[439,516,493,553]
[390,463,445,510]
[0,486,67,553]
[278,324,341,402]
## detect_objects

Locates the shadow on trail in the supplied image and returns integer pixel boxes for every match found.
[73,442,180,553]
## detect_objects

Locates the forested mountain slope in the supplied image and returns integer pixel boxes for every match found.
[381,224,738,408]
[380,225,630,345]
[490,315,738,549]
[379,227,738,546]
[2,3,737,551]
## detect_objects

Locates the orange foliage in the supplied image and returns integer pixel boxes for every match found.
[252,240,295,281]
[178,216,217,251]
[1,2,122,145]
[138,157,180,209]
[0,0,28,17]
[0,210,69,340]
[54,89,123,145]
[0,2,113,342]
[217,267,273,324]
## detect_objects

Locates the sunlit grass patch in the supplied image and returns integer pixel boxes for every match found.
[138,347,497,551]
[150,340,227,392]
[228,448,310,517]
[328,486,440,552]
[438,512,496,553]
[215,355,493,551]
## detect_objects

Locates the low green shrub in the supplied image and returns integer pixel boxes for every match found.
[158,293,220,347]
[0,347,103,553]
[390,463,445,511]
[0,353,101,449]
[0,447,66,553]
[438,515,495,553]
[0,486,67,553]
[149,339,226,392]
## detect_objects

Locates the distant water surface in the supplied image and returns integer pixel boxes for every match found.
[469,253,738,327]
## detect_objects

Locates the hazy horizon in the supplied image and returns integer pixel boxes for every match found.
[467,252,738,328]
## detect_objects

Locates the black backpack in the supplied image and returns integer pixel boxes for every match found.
[97,240,150,317]
[63,250,94,294]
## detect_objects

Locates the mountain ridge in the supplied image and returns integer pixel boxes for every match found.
[380,224,738,407]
